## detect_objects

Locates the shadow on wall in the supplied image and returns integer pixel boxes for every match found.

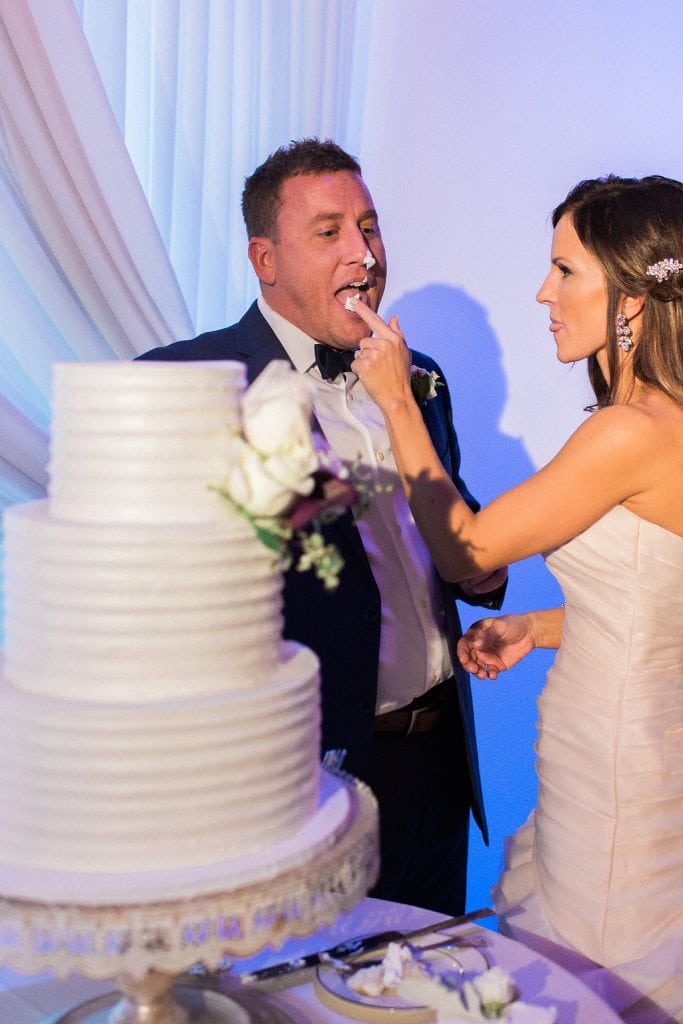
[386,284,564,913]
[387,283,525,498]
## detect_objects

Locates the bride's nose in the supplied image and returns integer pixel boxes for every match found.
[536,273,554,304]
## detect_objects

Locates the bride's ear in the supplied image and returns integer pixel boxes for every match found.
[621,293,645,322]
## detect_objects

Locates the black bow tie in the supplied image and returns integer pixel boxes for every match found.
[314,344,356,381]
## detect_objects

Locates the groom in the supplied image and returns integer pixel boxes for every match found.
[138,139,506,914]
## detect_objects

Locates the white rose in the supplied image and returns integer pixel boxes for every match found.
[261,447,319,493]
[222,437,312,519]
[472,965,516,1015]
[242,361,317,457]
[410,365,440,403]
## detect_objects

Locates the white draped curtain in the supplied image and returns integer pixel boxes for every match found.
[0,0,366,502]
[0,0,366,621]
[0,0,194,506]
[79,1,369,334]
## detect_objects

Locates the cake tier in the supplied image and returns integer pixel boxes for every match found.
[49,361,246,523]
[0,643,320,876]
[0,771,363,907]
[3,500,283,699]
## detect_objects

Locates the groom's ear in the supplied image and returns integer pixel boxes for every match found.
[248,237,276,286]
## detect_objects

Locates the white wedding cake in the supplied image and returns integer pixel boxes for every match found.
[0,361,351,903]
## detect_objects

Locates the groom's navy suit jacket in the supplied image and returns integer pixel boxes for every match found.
[139,302,501,843]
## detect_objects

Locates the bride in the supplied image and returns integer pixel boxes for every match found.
[350,175,683,1024]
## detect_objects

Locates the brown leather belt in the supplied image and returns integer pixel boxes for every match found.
[373,679,451,736]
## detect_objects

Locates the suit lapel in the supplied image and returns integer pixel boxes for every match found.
[232,303,295,382]
[412,358,453,477]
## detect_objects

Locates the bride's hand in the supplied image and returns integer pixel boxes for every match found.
[349,302,413,411]
[457,614,536,680]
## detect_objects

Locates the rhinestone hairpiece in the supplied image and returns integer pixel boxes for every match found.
[645,257,683,283]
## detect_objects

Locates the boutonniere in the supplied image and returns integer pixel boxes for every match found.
[410,365,441,405]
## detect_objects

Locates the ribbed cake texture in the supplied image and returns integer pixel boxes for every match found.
[0,361,321,882]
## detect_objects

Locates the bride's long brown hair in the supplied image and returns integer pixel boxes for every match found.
[552,175,683,408]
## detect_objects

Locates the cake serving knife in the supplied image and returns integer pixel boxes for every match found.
[239,906,494,983]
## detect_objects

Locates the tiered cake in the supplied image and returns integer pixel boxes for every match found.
[0,361,350,903]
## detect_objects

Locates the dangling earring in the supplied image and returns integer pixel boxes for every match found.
[616,312,633,352]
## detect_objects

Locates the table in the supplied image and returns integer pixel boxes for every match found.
[0,898,622,1023]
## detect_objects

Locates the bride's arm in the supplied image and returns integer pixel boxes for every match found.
[351,302,653,581]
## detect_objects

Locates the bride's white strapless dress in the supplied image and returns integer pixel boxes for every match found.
[495,505,683,1023]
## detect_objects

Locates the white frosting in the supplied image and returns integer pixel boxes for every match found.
[0,769,351,904]
[349,947,555,1023]
[348,942,416,996]
[49,361,245,523]
[0,361,324,891]
[0,644,319,874]
[4,502,282,699]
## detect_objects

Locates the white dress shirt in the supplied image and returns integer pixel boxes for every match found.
[258,297,454,714]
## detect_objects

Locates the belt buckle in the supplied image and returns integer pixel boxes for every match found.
[406,706,429,735]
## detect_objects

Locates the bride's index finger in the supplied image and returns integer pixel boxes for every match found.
[349,300,390,334]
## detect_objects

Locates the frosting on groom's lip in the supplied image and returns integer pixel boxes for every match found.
[335,276,370,303]
[341,291,370,313]
[335,276,371,311]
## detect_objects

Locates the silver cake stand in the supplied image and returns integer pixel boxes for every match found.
[0,778,379,1024]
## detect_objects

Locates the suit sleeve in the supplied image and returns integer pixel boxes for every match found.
[414,351,507,612]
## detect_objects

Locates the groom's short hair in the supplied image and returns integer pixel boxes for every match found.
[242,138,361,240]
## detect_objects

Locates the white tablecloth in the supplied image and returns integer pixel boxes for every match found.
[0,898,623,1023]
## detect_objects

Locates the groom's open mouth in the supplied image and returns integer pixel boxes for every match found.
[335,277,371,311]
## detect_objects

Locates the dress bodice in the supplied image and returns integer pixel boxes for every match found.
[535,504,683,966]
[546,503,683,689]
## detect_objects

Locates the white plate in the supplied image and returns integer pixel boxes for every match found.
[314,944,491,1023]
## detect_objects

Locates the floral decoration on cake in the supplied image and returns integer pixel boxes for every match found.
[212,361,359,591]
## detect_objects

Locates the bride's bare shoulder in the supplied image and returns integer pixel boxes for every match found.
[580,391,683,447]
[556,394,682,500]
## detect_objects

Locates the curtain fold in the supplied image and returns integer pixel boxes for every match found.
[0,0,367,519]
[80,0,368,333]
[0,0,193,361]
[0,0,194,511]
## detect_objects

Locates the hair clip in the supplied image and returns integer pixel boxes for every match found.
[645,257,683,283]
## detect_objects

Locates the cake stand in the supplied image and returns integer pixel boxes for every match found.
[0,776,379,1024]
